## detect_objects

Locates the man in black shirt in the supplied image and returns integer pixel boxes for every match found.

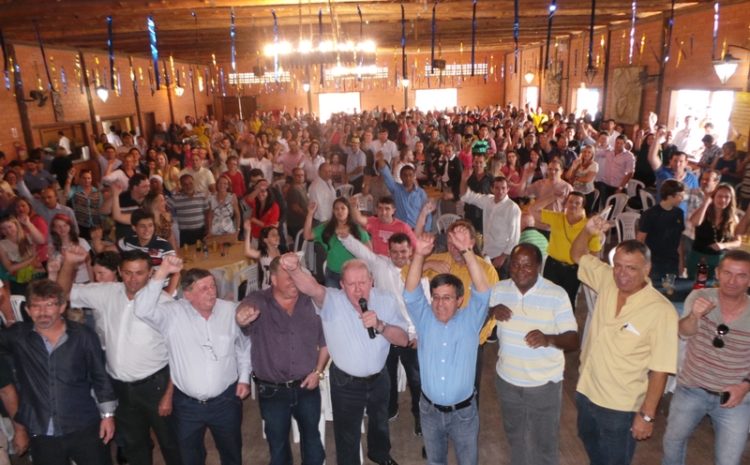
[0,280,116,465]
[637,179,686,281]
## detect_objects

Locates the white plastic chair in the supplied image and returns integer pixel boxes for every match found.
[602,193,629,220]
[639,190,656,210]
[350,193,374,216]
[1,295,26,326]
[615,212,641,243]
[436,213,461,234]
[336,184,354,199]
[625,179,645,198]
[608,247,617,266]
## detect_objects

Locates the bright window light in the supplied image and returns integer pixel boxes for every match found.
[415,88,457,111]
[318,92,361,122]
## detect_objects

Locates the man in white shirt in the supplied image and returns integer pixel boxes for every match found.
[57,248,181,465]
[604,119,620,149]
[672,115,703,162]
[338,231,423,438]
[135,257,251,465]
[57,131,72,155]
[180,152,216,194]
[460,170,521,277]
[308,163,336,223]
[370,127,399,167]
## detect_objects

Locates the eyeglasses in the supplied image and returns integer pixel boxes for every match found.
[713,324,730,348]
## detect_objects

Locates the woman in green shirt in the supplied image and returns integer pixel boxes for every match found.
[304,197,371,288]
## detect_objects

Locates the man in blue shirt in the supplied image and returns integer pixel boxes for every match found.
[281,254,408,465]
[647,127,699,214]
[403,225,490,465]
[377,156,432,231]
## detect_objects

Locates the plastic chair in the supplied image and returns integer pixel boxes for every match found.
[602,193,629,220]
[436,213,461,234]
[639,190,656,210]
[336,184,354,199]
[615,212,641,243]
[0,295,26,326]
[625,179,645,198]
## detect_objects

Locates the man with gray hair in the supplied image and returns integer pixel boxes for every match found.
[280,254,408,465]
[135,256,251,465]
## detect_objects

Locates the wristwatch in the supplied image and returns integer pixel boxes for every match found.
[375,321,387,334]
[460,248,471,255]
[639,411,655,423]
[315,370,325,381]
[101,412,115,419]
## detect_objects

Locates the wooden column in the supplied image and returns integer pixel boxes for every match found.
[78,51,100,139]
[601,28,613,119]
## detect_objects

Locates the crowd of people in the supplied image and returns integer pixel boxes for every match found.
[0,102,747,465]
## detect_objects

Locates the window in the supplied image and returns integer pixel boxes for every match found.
[422,63,488,77]
[523,86,539,109]
[318,92,361,122]
[668,89,735,146]
[415,88,457,111]
[575,87,600,118]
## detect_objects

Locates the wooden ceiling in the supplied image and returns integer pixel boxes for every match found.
[0,0,707,65]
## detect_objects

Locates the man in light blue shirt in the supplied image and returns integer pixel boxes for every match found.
[281,254,408,465]
[403,225,490,465]
[377,157,431,231]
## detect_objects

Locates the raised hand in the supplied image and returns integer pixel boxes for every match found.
[307,201,318,215]
[448,225,474,253]
[160,255,184,275]
[279,252,301,272]
[236,302,261,327]
[414,233,435,257]
[584,215,611,236]
[421,200,437,216]
[691,296,716,319]
[62,244,89,265]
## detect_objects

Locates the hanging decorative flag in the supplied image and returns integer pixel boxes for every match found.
[49,56,58,91]
[584,0,596,82]
[148,68,155,95]
[0,28,9,91]
[628,1,637,64]
[471,0,477,76]
[431,1,437,74]
[272,10,279,81]
[664,0,676,63]
[32,21,55,92]
[74,54,83,94]
[147,17,160,89]
[712,1,719,60]
[401,3,407,82]
[230,9,237,74]
[513,0,519,72]
[219,67,226,95]
[107,16,115,89]
[357,5,364,72]
[60,66,67,94]
[545,0,556,70]
[318,9,324,85]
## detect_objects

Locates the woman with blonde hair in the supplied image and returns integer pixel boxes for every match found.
[0,216,44,294]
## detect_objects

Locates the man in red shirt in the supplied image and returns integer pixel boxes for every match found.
[352,196,416,256]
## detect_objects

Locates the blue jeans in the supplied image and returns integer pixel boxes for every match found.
[496,377,562,465]
[257,382,325,465]
[329,364,392,465]
[576,392,636,465]
[419,394,479,465]
[173,383,243,465]
[662,385,750,465]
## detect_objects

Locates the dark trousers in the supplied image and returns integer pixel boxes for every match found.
[385,345,421,420]
[330,364,391,465]
[257,382,325,465]
[30,422,110,465]
[595,182,618,212]
[180,227,206,246]
[172,383,243,465]
[111,366,182,465]
[576,393,637,465]
[543,256,581,309]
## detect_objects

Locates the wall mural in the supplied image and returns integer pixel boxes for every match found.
[611,66,643,124]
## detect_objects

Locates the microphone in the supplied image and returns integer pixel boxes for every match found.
[359,298,376,339]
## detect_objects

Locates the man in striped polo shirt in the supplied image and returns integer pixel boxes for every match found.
[662,249,750,465]
[172,173,209,246]
[488,243,578,465]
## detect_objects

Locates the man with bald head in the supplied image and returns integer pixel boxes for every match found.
[281,254,408,465]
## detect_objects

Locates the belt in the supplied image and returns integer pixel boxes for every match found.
[700,387,723,397]
[253,375,305,389]
[119,365,168,386]
[548,256,578,268]
[421,391,474,413]
[332,364,381,383]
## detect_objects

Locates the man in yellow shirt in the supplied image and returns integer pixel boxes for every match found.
[571,216,678,465]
